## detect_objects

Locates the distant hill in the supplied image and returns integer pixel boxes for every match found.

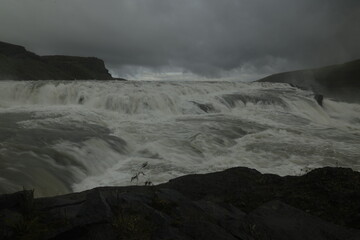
[0,41,121,80]
[257,60,360,103]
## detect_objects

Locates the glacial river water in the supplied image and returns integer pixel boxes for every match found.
[0,80,359,196]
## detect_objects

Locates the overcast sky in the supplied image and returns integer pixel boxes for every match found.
[1,0,359,80]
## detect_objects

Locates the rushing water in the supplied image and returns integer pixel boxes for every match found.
[0,80,359,197]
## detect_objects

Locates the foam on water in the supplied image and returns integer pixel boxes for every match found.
[0,80,359,196]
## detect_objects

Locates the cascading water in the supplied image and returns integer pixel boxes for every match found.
[0,80,359,197]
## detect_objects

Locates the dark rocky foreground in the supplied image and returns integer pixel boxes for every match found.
[0,41,124,80]
[258,59,360,103]
[1,167,359,240]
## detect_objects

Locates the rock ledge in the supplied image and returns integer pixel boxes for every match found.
[0,167,359,240]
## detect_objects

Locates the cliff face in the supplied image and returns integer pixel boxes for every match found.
[42,56,114,80]
[258,60,360,103]
[0,41,115,80]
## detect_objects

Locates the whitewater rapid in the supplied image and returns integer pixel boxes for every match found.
[0,80,359,197]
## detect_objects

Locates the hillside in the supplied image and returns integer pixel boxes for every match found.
[0,41,116,80]
[258,60,360,103]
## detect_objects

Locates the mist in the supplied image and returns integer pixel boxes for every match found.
[0,0,359,80]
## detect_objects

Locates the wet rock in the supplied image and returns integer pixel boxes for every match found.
[0,167,360,239]
[314,94,324,106]
[190,101,215,113]
[78,96,85,104]
[0,190,34,211]
[247,200,359,240]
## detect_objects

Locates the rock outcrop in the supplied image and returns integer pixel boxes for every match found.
[0,41,119,80]
[0,167,359,240]
[257,59,360,103]
[41,56,114,80]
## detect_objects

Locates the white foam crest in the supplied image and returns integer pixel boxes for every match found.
[0,81,312,117]
[1,80,360,195]
[0,81,239,114]
[53,138,126,178]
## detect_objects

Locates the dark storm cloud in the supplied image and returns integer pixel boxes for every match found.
[0,0,359,79]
